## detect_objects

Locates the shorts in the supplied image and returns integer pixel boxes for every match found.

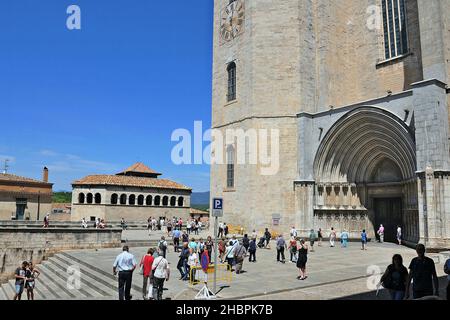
[310,241,315,246]
[26,281,35,290]
[15,284,24,295]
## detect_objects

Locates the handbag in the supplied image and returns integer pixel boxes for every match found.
[380,267,394,289]
[151,258,163,278]
[139,256,145,275]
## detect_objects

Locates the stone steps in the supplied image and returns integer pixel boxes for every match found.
[0,284,8,300]
[59,252,144,296]
[51,254,119,297]
[43,258,101,299]
[2,280,15,300]
[37,263,78,299]
[0,251,143,300]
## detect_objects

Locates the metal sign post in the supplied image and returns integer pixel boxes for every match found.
[212,198,223,295]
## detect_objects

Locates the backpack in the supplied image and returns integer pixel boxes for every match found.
[159,240,167,251]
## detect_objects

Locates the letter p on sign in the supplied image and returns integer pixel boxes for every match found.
[212,198,223,217]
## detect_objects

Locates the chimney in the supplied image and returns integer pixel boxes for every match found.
[43,167,49,183]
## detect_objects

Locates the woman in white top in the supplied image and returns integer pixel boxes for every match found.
[187,248,198,282]
[152,255,170,300]
[329,227,337,247]
[187,220,192,235]
[396,226,402,245]
[225,242,235,271]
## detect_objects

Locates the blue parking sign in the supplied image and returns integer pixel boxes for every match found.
[213,198,223,210]
[212,198,223,217]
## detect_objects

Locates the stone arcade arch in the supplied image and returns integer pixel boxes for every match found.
[313,107,419,244]
[94,193,101,204]
[162,196,169,206]
[178,196,184,207]
[137,195,144,206]
[78,193,85,204]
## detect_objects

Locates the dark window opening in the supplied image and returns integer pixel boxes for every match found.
[227,62,236,101]
[86,193,93,204]
[129,194,136,205]
[78,193,85,204]
[162,196,169,206]
[146,195,153,206]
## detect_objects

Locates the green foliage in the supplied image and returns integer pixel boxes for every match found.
[191,204,209,212]
[52,191,72,203]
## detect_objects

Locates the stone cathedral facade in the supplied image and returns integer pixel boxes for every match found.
[210,0,450,250]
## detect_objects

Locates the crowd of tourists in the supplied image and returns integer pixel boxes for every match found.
[12,220,449,301]
[147,216,205,236]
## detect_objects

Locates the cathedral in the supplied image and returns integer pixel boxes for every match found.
[210,0,450,249]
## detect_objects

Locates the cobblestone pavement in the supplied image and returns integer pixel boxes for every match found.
[62,236,448,300]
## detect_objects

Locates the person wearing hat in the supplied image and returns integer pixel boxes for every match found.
[113,246,137,300]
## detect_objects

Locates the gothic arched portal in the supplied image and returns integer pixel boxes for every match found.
[313,107,419,244]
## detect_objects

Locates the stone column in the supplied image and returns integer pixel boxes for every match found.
[419,167,450,249]
[294,180,315,237]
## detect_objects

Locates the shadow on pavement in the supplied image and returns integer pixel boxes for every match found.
[335,276,448,300]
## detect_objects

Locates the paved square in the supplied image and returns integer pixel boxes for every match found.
[62,235,446,300]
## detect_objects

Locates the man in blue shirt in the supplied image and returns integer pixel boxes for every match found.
[113,246,137,300]
[173,228,181,252]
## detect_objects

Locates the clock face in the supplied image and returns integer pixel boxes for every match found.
[220,0,245,43]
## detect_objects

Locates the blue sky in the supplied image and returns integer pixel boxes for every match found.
[0,0,213,192]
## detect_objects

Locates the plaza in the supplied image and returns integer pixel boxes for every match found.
[1,229,448,300]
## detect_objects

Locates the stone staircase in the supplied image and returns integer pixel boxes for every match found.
[0,251,144,300]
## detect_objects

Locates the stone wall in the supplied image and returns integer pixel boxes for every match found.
[0,192,52,221]
[71,204,191,223]
[0,228,122,283]
[210,117,298,235]
[211,0,450,245]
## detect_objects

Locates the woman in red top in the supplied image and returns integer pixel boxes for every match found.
[140,248,154,300]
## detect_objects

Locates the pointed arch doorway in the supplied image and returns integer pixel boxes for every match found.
[313,107,419,244]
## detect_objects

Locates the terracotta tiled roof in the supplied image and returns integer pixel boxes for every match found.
[116,162,161,176]
[72,175,191,191]
[0,173,51,185]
